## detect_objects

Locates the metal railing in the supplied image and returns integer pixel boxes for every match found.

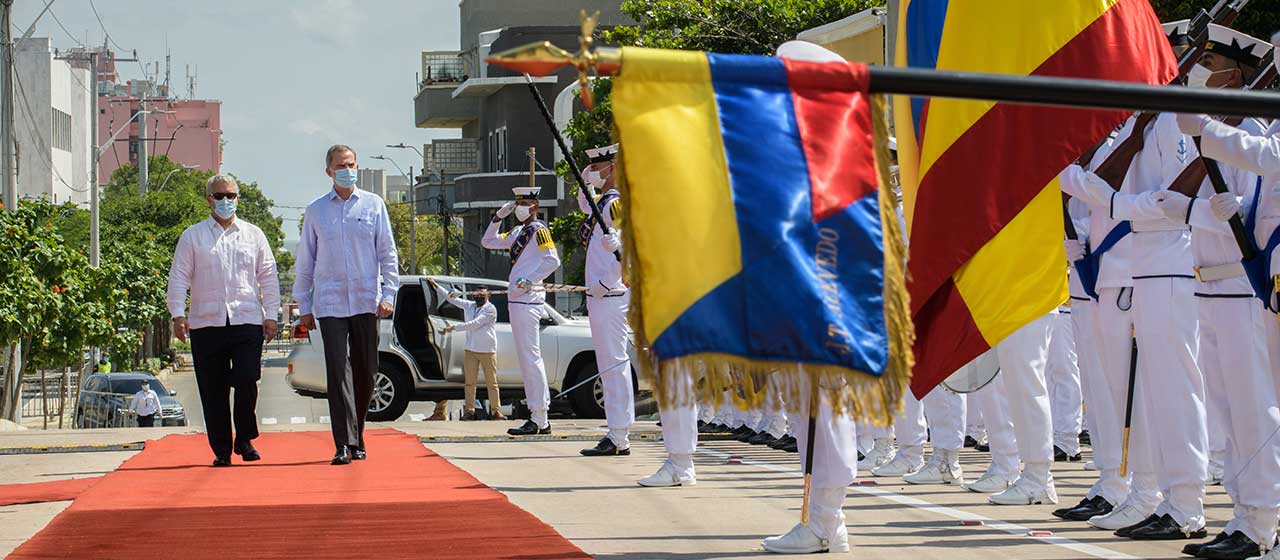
[19,369,79,430]
[73,391,173,429]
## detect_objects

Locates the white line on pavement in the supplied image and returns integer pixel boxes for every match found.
[319,416,330,424]
[409,414,425,422]
[696,448,1140,560]
[290,417,306,424]
[261,417,278,425]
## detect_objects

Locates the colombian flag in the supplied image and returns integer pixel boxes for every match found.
[614,47,911,421]
[895,0,1176,397]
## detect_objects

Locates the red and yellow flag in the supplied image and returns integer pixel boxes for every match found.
[894,0,1176,396]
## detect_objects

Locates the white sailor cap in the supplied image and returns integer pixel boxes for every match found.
[513,186,541,200]
[776,40,845,63]
[585,143,618,164]
[1162,19,1191,47]
[1205,24,1272,68]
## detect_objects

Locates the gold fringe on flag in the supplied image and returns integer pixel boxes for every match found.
[616,96,913,425]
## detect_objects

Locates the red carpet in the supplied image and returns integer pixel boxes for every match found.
[0,477,102,506]
[9,429,590,559]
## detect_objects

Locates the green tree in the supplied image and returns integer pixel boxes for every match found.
[387,202,459,276]
[1148,0,1279,44]
[605,0,883,54]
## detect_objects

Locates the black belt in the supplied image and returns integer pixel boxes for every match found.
[1193,292,1255,299]
[588,293,626,299]
[1069,296,1091,302]
[509,301,542,306]
[1133,274,1195,280]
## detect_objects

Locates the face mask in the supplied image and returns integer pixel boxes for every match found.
[584,169,604,189]
[514,205,532,222]
[213,197,237,220]
[1186,63,1230,89]
[334,168,358,188]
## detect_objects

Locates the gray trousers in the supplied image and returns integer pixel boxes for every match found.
[318,314,379,451]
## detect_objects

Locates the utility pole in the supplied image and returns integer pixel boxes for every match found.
[408,166,416,275]
[1,0,15,212]
[437,166,450,275]
[138,98,147,195]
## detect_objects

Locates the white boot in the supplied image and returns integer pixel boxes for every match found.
[857,438,894,471]
[1208,461,1225,486]
[762,523,850,554]
[870,451,923,477]
[638,460,696,487]
[1087,502,1152,531]
[963,470,1013,494]
[989,480,1058,505]
[903,449,963,485]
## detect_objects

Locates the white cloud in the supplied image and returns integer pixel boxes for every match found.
[290,0,369,44]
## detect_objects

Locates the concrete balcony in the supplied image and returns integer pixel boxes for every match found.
[415,85,478,129]
[452,171,559,210]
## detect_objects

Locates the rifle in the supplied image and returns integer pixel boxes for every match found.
[1168,50,1275,261]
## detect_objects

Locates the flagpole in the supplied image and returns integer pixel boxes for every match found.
[800,376,818,526]
[1119,326,1138,477]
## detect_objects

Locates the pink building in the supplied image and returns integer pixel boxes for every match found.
[97,93,222,182]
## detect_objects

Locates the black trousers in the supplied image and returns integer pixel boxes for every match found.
[137,414,155,427]
[190,323,263,457]
[318,314,378,451]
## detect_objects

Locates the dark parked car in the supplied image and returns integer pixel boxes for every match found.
[75,372,187,428]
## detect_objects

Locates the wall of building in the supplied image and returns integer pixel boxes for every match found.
[460,0,627,52]
[97,97,222,184]
[14,38,91,205]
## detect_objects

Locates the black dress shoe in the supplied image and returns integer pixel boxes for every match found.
[974,442,990,452]
[1116,514,1163,538]
[1052,497,1095,519]
[1182,532,1230,557]
[734,428,759,442]
[1079,431,1091,446]
[696,420,709,432]
[1058,495,1114,521]
[857,451,866,462]
[1054,445,1082,462]
[352,447,367,461]
[507,420,551,436]
[1126,514,1207,541]
[728,425,752,438]
[964,436,979,448]
[781,438,799,453]
[331,447,352,465]
[747,432,778,446]
[580,437,630,457]
[1194,531,1260,559]
[212,455,232,467]
[768,435,796,450]
[234,442,261,462]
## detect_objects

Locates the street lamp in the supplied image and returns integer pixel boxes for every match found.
[371,155,416,274]
[388,142,449,275]
[155,164,200,191]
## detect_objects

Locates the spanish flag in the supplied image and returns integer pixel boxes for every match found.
[614,47,911,422]
[894,0,1176,397]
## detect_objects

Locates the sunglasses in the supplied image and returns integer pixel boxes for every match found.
[210,192,238,201]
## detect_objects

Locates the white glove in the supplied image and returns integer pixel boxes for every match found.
[601,229,621,252]
[1209,192,1241,222]
[496,202,517,219]
[1176,113,1210,137]
[1064,239,1086,262]
[512,277,532,292]
[1153,190,1192,223]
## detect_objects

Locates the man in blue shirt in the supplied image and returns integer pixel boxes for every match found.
[294,144,399,465]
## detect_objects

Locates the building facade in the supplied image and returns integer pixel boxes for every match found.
[414,0,628,290]
[13,38,93,205]
[97,97,222,183]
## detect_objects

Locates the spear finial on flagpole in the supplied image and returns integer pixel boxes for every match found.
[485,10,621,109]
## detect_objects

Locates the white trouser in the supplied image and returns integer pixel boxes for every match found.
[510,302,551,427]
[966,401,985,440]
[922,386,965,452]
[794,374,855,541]
[587,292,634,447]
[697,395,716,423]
[994,313,1055,492]
[893,389,927,464]
[973,365,1020,476]
[1074,298,1124,505]
[1046,310,1083,456]
[755,374,788,438]
[1133,278,1207,528]
[656,373,698,480]
[1199,296,1280,546]
[1071,299,1103,444]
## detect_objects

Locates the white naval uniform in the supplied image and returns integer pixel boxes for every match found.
[923,386,966,454]
[793,372,856,543]
[756,373,789,438]
[1062,113,1208,530]
[1046,306,1083,457]
[482,218,561,428]
[891,389,927,467]
[1194,116,1280,546]
[978,313,1055,493]
[578,188,635,448]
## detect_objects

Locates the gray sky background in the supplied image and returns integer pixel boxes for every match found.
[15,0,462,240]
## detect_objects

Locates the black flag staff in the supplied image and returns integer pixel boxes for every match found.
[1120,326,1139,477]
[486,9,1280,526]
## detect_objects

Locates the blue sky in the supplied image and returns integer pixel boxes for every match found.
[16,0,462,240]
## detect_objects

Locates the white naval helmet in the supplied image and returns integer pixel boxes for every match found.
[1188,24,1274,88]
[775,40,845,64]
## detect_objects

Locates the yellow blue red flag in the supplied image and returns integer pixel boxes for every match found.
[894,0,1176,396]
[613,47,911,421]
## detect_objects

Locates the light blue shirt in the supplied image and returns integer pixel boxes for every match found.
[293,187,399,319]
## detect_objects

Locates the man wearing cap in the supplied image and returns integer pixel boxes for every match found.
[482,186,561,436]
[168,174,279,466]
[1169,25,1280,560]
[294,145,399,466]
[428,277,504,421]
[575,143,636,457]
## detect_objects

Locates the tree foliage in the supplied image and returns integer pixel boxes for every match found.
[387,202,459,276]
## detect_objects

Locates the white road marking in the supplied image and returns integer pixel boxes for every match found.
[290,416,306,424]
[409,414,425,422]
[697,448,1139,560]
[261,417,278,425]
[319,416,330,424]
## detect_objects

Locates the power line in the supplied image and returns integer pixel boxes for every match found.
[87,0,151,84]
[47,7,85,48]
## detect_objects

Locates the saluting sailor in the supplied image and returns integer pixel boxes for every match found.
[482,185,561,436]
[576,143,636,457]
